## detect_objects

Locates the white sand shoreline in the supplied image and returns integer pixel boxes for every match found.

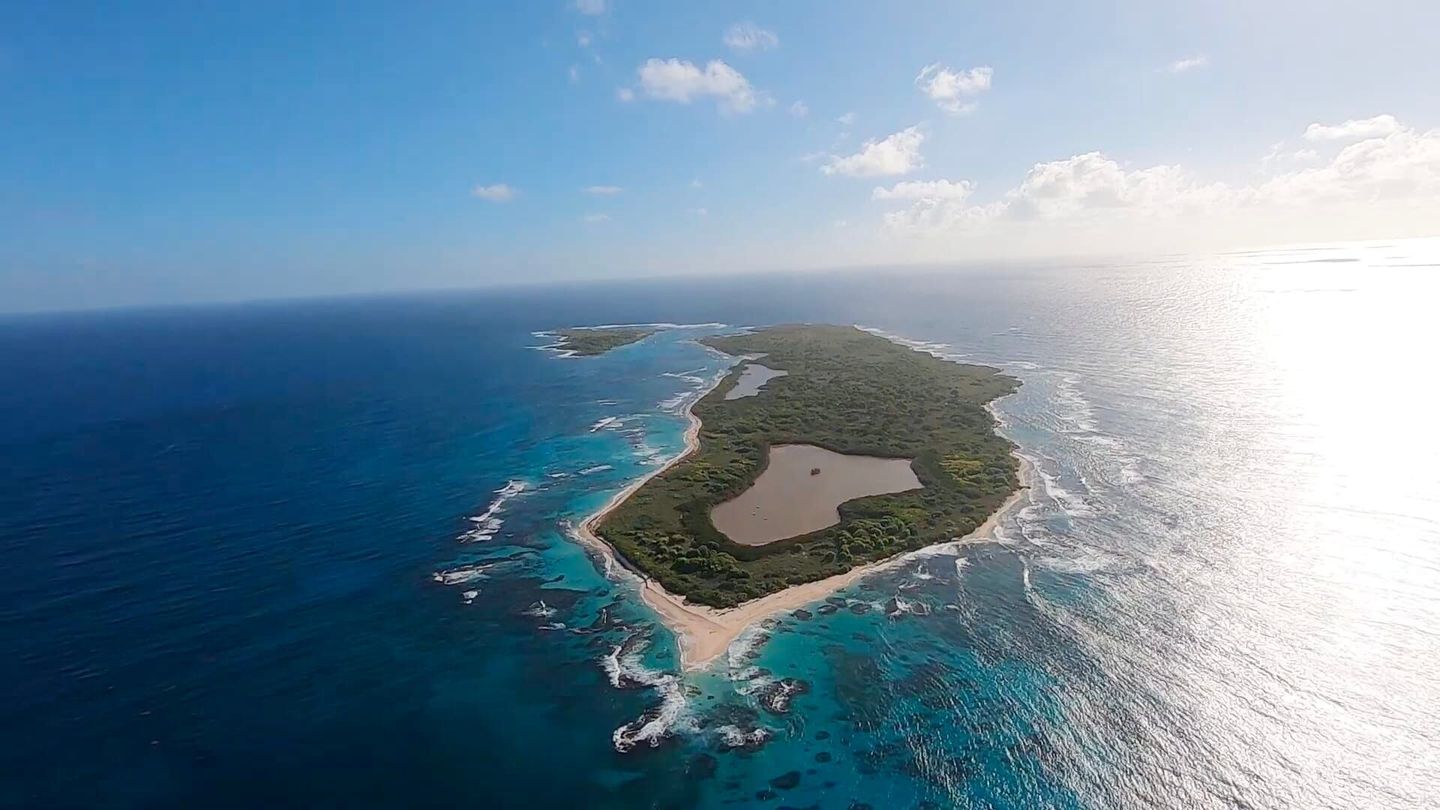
[571,359,1033,672]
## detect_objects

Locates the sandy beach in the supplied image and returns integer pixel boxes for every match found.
[572,371,1034,672]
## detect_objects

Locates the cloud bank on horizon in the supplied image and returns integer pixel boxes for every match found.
[2,0,1439,309]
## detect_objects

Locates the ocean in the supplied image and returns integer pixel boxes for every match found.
[3,242,1437,809]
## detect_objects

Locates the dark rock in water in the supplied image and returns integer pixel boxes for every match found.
[792,608,813,621]
[755,789,777,801]
[815,730,831,740]
[723,780,740,790]
[687,753,717,780]
[760,617,781,630]
[848,602,872,615]
[826,596,847,605]
[917,802,941,810]
[814,751,832,763]
[849,804,874,810]
[817,603,838,616]
[769,770,802,790]
[758,677,811,715]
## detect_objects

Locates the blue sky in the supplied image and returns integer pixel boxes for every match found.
[3,0,1439,312]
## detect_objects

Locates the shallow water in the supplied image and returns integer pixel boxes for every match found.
[2,240,1437,808]
[711,444,922,545]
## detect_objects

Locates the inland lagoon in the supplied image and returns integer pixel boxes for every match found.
[721,363,787,399]
[710,444,922,545]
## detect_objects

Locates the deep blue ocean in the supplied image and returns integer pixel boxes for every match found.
[3,244,1438,809]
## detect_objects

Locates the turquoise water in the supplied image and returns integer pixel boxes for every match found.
[3,244,1438,807]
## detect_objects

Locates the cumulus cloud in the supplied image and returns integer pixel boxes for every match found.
[1254,124,1440,204]
[877,116,1440,237]
[1167,55,1209,73]
[836,111,856,127]
[915,64,992,115]
[789,100,809,118]
[1303,114,1401,142]
[872,179,974,201]
[581,212,610,223]
[472,183,515,202]
[575,0,606,15]
[615,87,635,102]
[582,185,623,195]
[723,22,778,52]
[633,58,758,113]
[822,126,925,177]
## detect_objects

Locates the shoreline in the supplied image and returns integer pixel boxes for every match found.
[572,365,1034,672]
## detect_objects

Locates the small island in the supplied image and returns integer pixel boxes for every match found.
[575,324,1027,669]
[549,327,656,357]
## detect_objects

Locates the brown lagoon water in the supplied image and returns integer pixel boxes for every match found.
[710,444,922,545]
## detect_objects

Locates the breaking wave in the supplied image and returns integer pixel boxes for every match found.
[856,325,969,362]
[604,632,692,753]
[457,480,527,543]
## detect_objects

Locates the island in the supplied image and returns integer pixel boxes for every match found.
[549,327,656,357]
[573,324,1029,669]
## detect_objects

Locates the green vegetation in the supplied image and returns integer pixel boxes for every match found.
[553,327,656,356]
[595,324,1019,608]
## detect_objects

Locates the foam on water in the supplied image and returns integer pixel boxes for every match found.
[856,325,970,362]
[603,632,692,753]
[456,480,528,543]
[431,564,493,585]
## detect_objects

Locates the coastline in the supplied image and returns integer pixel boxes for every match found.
[572,365,1034,672]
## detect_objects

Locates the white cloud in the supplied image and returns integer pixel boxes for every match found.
[1303,114,1401,142]
[1254,124,1440,204]
[879,116,1440,238]
[633,58,758,114]
[582,185,623,195]
[577,31,592,48]
[915,63,992,115]
[872,179,974,201]
[689,207,708,216]
[472,183,515,202]
[615,87,635,102]
[1167,55,1209,73]
[822,126,925,177]
[582,212,610,223]
[836,111,855,127]
[689,178,703,189]
[575,0,606,15]
[568,64,580,83]
[723,22,778,52]
[789,100,809,118]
